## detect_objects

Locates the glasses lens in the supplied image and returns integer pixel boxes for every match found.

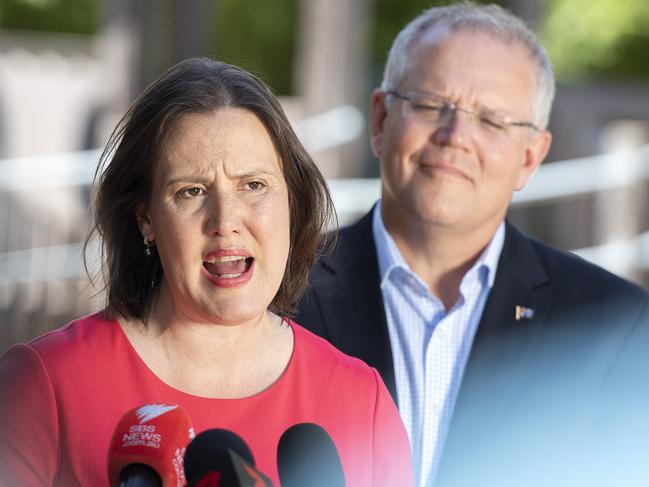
[397,91,532,138]
[403,94,447,123]
[477,110,508,132]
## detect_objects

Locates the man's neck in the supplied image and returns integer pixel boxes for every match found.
[382,208,501,311]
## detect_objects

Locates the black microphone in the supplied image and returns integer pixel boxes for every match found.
[277,423,346,487]
[117,464,162,487]
[183,429,273,486]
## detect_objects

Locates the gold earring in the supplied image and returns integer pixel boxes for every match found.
[143,236,154,257]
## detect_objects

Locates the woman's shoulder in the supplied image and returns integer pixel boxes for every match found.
[1,310,132,404]
[16,310,120,361]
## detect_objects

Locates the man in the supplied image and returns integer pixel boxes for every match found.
[296,3,649,486]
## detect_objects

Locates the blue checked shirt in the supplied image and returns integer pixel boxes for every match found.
[372,202,505,486]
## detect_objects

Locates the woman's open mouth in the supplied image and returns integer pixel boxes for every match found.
[202,255,254,287]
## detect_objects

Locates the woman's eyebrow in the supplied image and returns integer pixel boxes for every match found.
[162,168,279,186]
[232,168,279,179]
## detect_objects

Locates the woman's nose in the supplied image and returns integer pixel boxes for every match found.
[204,191,242,236]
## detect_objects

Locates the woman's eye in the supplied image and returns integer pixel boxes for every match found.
[246,181,265,191]
[179,187,205,198]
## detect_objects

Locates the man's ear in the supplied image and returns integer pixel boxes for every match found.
[370,89,389,158]
[515,129,552,191]
[135,205,155,242]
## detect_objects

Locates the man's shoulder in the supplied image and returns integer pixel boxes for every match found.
[505,223,649,301]
[298,210,384,339]
[310,210,376,278]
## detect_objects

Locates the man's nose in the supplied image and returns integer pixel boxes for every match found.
[431,107,474,149]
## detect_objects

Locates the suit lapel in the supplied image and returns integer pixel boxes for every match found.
[437,222,554,480]
[315,210,397,401]
[309,216,555,426]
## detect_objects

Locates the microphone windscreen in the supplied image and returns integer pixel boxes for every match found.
[184,429,272,487]
[277,423,346,487]
[108,403,195,487]
[118,464,161,486]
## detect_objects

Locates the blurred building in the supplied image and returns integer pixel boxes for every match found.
[0,0,648,352]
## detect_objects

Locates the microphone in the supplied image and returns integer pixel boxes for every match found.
[277,423,346,487]
[183,429,273,486]
[107,403,195,487]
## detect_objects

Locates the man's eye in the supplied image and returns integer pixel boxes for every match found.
[411,102,444,112]
[479,115,506,130]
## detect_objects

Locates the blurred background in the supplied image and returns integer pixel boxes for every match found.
[1,0,648,353]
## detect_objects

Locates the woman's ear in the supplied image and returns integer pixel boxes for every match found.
[135,205,155,242]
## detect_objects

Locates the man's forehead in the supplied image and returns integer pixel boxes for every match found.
[406,26,536,84]
[402,25,538,115]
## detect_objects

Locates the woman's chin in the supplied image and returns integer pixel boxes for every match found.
[198,299,270,327]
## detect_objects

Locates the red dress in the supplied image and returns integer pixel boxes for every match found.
[0,312,413,486]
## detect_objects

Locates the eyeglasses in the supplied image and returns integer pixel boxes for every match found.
[387,90,539,136]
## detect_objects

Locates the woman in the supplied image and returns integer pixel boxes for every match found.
[0,58,413,486]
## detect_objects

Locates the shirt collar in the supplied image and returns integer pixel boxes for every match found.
[371,200,505,290]
[469,219,504,289]
[372,200,409,285]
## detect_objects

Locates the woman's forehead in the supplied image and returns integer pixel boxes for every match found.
[156,109,283,178]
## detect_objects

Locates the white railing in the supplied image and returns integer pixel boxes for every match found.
[1,145,649,283]
[0,148,101,190]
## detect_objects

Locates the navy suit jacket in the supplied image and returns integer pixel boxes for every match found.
[296,210,649,486]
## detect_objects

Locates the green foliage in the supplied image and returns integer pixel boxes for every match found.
[3,0,646,91]
[211,0,297,96]
[540,0,649,81]
[0,0,99,34]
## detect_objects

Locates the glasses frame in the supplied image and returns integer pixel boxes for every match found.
[387,89,540,134]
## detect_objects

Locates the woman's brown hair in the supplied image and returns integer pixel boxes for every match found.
[85,57,335,321]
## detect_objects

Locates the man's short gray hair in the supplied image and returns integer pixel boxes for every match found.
[381,1,555,129]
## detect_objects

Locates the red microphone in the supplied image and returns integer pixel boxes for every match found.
[108,403,195,487]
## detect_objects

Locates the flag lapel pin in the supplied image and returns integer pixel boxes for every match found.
[515,305,534,321]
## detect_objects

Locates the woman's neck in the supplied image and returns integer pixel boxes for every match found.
[119,307,293,399]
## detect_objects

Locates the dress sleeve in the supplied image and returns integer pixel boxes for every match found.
[0,344,59,486]
[370,368,414,487]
